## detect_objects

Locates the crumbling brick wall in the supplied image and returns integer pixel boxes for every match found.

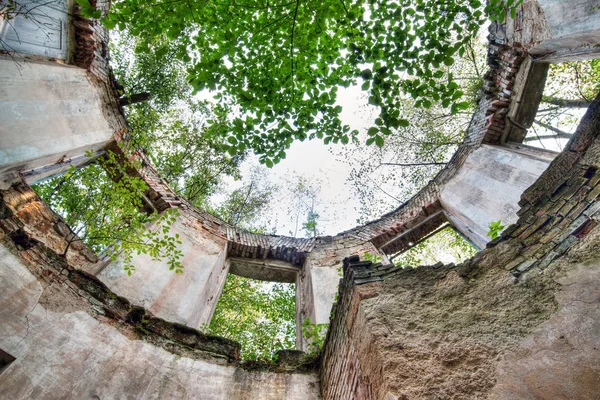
[320,92,600,400]
[0,182,321,399]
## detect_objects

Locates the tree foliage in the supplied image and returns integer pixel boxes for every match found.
[284,174,322,237]
[33,151,183,275]
[341,38,486,220]
[207,274,296,360]
[211,166,279,233]
[526,59,600,150]
[100,0,508,166]
[392,226,477,267]
[110,32,243,209]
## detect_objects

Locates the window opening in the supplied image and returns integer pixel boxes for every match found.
[525,60,599,152]
[0,348,16,374]
[31,161,155,253]
[391,225,478,267]
[207,274,296,361]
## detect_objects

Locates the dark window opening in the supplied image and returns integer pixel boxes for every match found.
[207,274,296,361]
[0,348,16,374]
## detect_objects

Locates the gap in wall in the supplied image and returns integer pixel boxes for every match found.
[391,225,478,267]
[525,60,599,151]
[207,274,297,361]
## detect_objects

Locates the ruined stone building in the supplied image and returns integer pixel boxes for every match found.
[1,1,600,398]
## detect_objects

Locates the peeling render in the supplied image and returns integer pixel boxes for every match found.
[1,1,600,399]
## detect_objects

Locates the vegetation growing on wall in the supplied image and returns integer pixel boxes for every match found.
[207,274,296,360]
[33,152,183,275]
[110,33,244,210]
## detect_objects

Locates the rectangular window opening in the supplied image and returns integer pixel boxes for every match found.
[31,160,156,257]
[208,274,296,361]
[523,60,596,152]
[390,225,478,268]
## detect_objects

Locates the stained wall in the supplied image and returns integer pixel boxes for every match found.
[319,91,600,400]
[0,238,320,400]
[0,59,116,188]
[440,144,554,247]
[97,215,229,330]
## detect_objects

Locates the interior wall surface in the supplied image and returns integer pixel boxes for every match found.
[0,58,115,185]
[320,91,600,400]
[97,214,229,330]
[0,241,320,400]
[440,144,552,246]
[507,0,600,62]
[305,239,381,325]
[321,233,600,400]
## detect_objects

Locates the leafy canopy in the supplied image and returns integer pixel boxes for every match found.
[343,38,486,220]
[101,0,512,166]
[110,33,244,209]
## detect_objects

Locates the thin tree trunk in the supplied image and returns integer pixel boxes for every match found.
[119,93,151,106]
[379,162,447,167]
[541,97,591,109]
[533,119,574,138]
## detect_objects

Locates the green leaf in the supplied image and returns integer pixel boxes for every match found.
[101,17,117,30]
[398,119,410,127]
[367,127,379,136]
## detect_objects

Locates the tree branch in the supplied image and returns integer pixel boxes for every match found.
[542,97,591,109]
[533,119,573,137]
[523,133,573,143]
[289,0,300,102]
[379,161,448,167]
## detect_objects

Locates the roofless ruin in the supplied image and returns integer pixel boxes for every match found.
[1,1,600,398]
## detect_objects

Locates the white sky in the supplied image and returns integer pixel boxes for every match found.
[211,25,494,237]
[213,83,379,237]
[207,24,588,238]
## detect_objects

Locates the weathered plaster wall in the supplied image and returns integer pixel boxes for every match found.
[320,92,600,400]
[489,242,600,399]
[322,233,600,399]
[0,184,99,269]
[440,144,552,247]
[301,239,381,325]
[0,240,321,400]
[295,238,382,350]
[0,58,116,186]
[505,0,600,62]
[98,215,229,330]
